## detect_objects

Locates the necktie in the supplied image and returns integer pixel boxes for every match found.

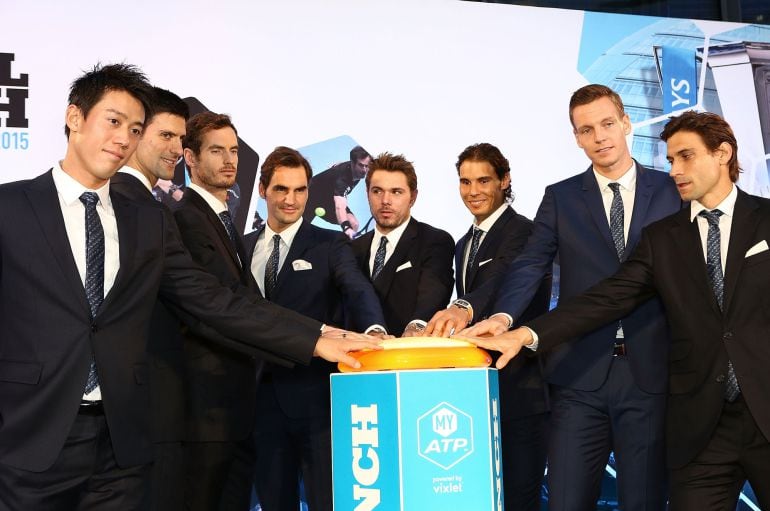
[79,192,104,394]
[372,236,388,280]
[608,183,625,260]
[699,209,740,402]
[264,234,280,300]
[219,210,239,249]
[465,226,483,278]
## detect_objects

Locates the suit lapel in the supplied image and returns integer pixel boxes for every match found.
[626,163,653,259]
[372,218,418,296]
[465,207,512,292]
[100,190,139,314]
[25,171,91,316]
[188,189,243,270]
[723,190,760,313]
[274,222,314,297]
[581,168,617,257]
[455,227,471,295]
[354,231,375,278]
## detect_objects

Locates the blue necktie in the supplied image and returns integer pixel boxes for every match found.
[264,234,280,300]
[219,210,239,249]
[608,183,625,260]
[372,236,388,280]
[699,209,740,402]
[466,227,483,273]
[79,192,104,394]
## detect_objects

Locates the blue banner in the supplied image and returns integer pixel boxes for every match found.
[662,45,697,113]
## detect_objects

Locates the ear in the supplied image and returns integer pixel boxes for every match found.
[65,104,82,134]
[258,182,266,199]
[501,172,511,190]
[717,141,733,165]
[183,148,195,168]
[410,188,418,207]
[622,114,632,135]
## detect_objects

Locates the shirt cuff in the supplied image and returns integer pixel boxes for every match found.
[490,312,513,329]
[365,324,388,335]
[522,326,539,351]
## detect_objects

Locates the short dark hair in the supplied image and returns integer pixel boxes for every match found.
[260,146,312,188]
[660,111,741,182]
[456,143,512,201]
[147,87,189,124]
[350,145,371,163]
[183,112,237,156]
[366,152,417,192]
[64,63,151,138]
[568,84,625,128]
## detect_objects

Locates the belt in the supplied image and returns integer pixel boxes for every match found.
[612,343,627,357]
[78,401,104,415]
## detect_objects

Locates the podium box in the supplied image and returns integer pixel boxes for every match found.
[331,368,503,510]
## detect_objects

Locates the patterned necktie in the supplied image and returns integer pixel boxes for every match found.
[608,183,625,260]
[372,236,388,280]
[219,210,239,249]
[264,234,280,300]
[465,226,483,278]
[79,192,104,394]
[699,209,740,402]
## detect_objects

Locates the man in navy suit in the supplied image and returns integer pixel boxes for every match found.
[424,143,551,511]
[246,146,386,511]
[468,111,770,511]
[0,64,376,511]
[351,152,454,337]
[464,85,682,511]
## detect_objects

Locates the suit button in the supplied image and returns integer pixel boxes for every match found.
[716,374,726,383]
[91,324,98,333]
[722,332,733,341]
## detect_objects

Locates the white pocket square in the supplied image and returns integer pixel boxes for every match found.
[745,240,769,258]
[396,261,413,272]
[478,258,493,267]
[292,259,313,271]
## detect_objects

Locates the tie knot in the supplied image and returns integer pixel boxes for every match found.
[272,234,281,248]
[471,226,483,240]
[378,236,388,248]
[608,182,621,194]
[79,191,99,208]
[698,209,723,226]
[219,210,232,222]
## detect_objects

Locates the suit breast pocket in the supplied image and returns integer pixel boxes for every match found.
[743,249,770,268]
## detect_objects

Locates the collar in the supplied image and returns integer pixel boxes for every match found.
[117,166,153,192]
[52,162,111,207]
[374,216,411,246]
[264,217,303,248]
[188,182,228,215]
[593,161,636,192]
[690,184,737,222]
[474,203,509,232]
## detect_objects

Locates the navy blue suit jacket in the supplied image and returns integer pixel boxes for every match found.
[494,163,681,393]
[245,221,385,418]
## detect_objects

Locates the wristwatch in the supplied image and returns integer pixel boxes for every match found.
[451,299,474,323]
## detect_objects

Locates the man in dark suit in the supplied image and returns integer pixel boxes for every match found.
[464,87,681,511]
[351,152,454,336]
[424,143,551,511]
[111,86,189,511]
[468,111,770,511]
[0,63,376,511]
[246,146,386,511]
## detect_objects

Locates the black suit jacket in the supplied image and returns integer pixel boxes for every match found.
[528,189,770,467]
[244,221,385,418]
[0,170,321,472]
[351,218,454,335]
[172,188,261,442]
[456,206,552,418]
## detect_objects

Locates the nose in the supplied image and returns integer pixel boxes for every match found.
[171,137,183,158]
[668,160,680,177]
[381,191,392,204]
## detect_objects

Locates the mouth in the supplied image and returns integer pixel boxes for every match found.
[596,146,613,155]
[161,156,177,167]
[104,150,125,161]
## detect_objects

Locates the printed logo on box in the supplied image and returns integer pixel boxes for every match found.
[417,402,473,469]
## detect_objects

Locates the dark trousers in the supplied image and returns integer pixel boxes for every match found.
[252,383,332,511]
[669,395,770,510]
[183,437,254,511]
[149,441,183,511]
[0,410,150,511]
[546,357,667,511]
[501,412,549,511]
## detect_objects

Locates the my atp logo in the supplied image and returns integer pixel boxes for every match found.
[417,402,473,469]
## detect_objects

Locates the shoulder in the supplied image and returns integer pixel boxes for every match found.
[307,222,346,243]
[413,220,453,242]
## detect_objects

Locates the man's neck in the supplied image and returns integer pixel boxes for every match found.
[126,159,159,188]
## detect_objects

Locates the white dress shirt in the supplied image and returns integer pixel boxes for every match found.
[691,184,737,272]
[250,218,303,297]
[367,216,411,276]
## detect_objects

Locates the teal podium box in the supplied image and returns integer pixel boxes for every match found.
[331,368,503,510]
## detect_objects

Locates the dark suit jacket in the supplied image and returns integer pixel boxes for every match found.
[456,206,552,418]
[244,221,385,418]
[528,188,770,468]
[172,188,261,442]
[351,218,454,335]
[493,164,681,394]
[0,170,322,472]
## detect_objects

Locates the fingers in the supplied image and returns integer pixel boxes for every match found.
[424,309,467,338]
[342,339,383,352]
[460,319,506,337]
[337,352,362,369]
[496,351,515,369]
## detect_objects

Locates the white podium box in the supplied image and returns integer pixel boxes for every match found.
[331,368,503,510]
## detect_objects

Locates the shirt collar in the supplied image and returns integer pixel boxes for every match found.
[52,161,111,207]
[117,166,153,192]
[593,161,637,192]
[690,184,737,222]
[374,216,411,245]
[475,203,509,232]
[264,217,303,248]
[188,182,228,215]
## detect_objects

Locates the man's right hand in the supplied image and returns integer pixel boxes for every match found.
[313,332,381,369]
[422,305,469,337]
[458,314,510,337]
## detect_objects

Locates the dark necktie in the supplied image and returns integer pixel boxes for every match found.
[219,210,239,249]
[465,226,483,290]
[608,183,625,260]
[79,192,104,394]
[699,209,740,402]
[264,234,280,300]
[372,236,388,280]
